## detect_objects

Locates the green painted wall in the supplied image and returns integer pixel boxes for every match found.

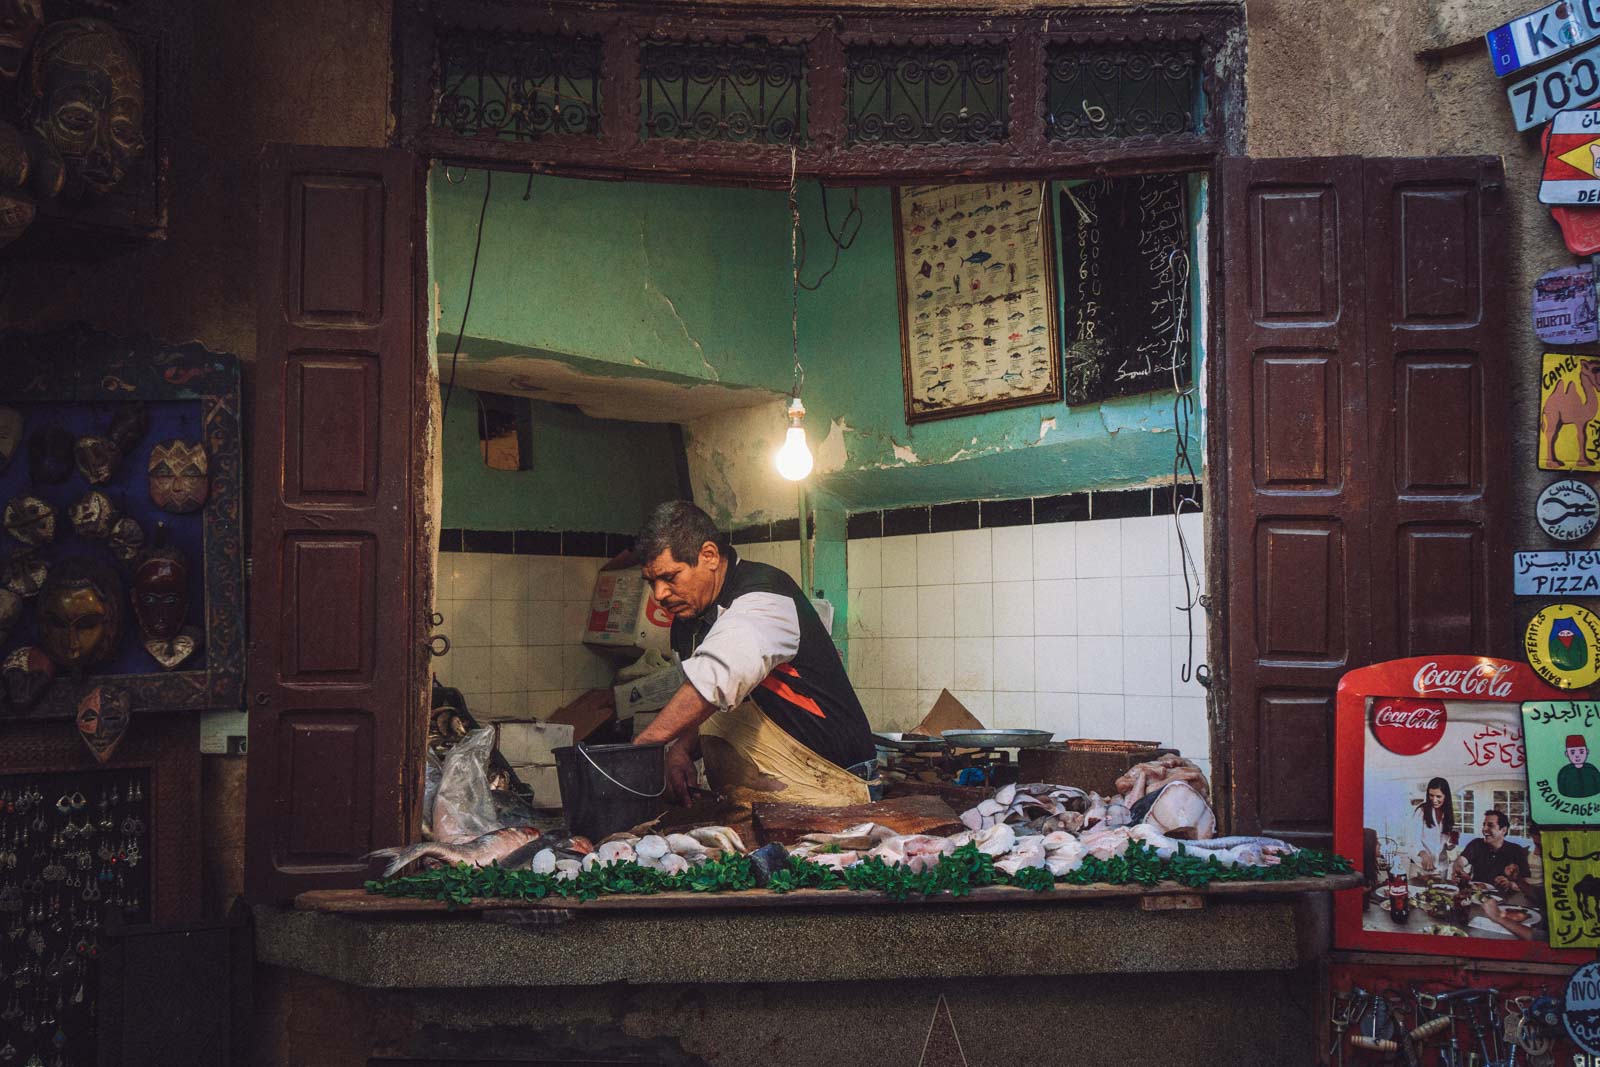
[431,168,793,390]
[441,388,682,533]
[429,168,1206,523]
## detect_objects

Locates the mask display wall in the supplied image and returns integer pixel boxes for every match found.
[75,684,129,762]
[68,489,115,539]
[2,551,45,598]
[107,515,142,562]
[73,434,115,485]
[147,439,206,513]
[21,18,143,199]
[36,558,122,672]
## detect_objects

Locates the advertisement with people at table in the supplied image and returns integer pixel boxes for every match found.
[1335,656,1590,962]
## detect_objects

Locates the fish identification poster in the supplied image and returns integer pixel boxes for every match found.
[893,181,1061,423]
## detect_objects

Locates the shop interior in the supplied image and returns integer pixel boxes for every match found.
[422,163,1212,819]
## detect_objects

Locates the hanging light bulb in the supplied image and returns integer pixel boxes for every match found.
[775,397,813,481]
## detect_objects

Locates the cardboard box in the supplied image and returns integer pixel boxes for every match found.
[583,565,672,655]
[496,720,574,766]
[547,688,617,743]
[614,661,687,717]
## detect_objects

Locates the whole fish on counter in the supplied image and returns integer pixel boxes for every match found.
[367,826,542,878]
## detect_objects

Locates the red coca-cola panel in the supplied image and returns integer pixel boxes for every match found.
[1334,656,1588,962]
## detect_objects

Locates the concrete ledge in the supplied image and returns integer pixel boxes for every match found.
[254,895,1320,989]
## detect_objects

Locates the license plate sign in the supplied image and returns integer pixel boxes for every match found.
[1488,1,1598,77]
[1508,41,1600,130]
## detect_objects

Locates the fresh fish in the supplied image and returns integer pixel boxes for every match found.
[367,826,542,878]
[748,842,791,886]
[688,825,748,853]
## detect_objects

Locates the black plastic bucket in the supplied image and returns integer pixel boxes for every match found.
[553,742,667,841]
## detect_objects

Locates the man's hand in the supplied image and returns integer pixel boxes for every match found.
[663,742,698,806]
[1417,850,1436,873]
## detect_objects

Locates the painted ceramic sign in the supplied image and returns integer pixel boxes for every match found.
[1568,959,1600,1053]
[1515,549,1600,595]
[1540,478,1600,541]
[1523,701,1600,822]
[1540,830,1600,947]
[1525,603,1600,689]
[1540,353,1600,472]
[1509,42,1600,130]
[1534,264,1599,343]
[1543,109,1600,203]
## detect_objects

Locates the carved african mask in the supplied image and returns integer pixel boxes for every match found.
[2,552,45,597]
[2,646,52,709]
[0,588,19,643]
[37,559,123,672]
[76,686,130,763]
[107,402,146,455]
[22,19,144,198]
[4,495,53,547]
[108,516,143,563]
[27,424,72,484]
[147,439,207,513]
[74,434,115,484]
[69,490,116,540]
[0,0,41,84]
[0,406,20,471]
[131,547,185,641]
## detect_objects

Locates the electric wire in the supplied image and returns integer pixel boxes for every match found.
[787,147,804,400]
[1163,239,1206,686]
[795,182,862,291]
[441,168,493,423]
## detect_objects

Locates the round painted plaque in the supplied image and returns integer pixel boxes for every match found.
[1539,478,1600,542]
[1525,603,1600,689]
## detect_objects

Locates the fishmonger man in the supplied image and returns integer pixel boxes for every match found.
[631,501,879,806]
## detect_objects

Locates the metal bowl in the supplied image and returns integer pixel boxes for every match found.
[873,731,946,752]
[940,728,1054,749]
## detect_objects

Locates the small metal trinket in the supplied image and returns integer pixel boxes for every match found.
[3,496,53,547]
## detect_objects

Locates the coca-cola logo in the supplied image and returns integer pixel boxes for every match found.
[1372,697,1448,756]
[1410,661,1515,699]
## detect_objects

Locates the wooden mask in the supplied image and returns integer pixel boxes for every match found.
[73,434,116,485]
[76,685,130,763]
[0,0,41,84]
[147,439,207,513]
[108,515,143,563]
[0,587,18,643]
[1,551,45,598]
[131,547,185,641]
[22,19,143,198]
[3,494,53,547]
[68,490,116,540]
[37,559,122,671]
[2,645,52,709]
[106,401,147,455]
[0,406,20,471]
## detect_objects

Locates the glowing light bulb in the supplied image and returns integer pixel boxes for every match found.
[775,398,812,481]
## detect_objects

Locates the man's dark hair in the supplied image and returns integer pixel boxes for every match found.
[1486,809,1510,831]
[636,501,729,566]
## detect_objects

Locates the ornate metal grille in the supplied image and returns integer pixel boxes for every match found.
[640,40,806,144]
[845,45,1008,145]
[436,31,603,140]
[1044,43,1203,140]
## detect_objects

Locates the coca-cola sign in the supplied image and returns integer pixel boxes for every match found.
[1411,661,1515,699]
[1372,697,1448,756]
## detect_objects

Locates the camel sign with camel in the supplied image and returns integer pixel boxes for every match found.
[1542,352,1600,471]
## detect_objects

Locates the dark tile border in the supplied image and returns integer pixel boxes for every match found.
[442,528,633,558]
[732,522,772,545]
[847,486,1204,538]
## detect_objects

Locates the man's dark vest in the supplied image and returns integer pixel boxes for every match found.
[671,552,875,770]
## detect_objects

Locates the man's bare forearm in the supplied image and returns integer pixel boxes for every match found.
[634,681,717,746]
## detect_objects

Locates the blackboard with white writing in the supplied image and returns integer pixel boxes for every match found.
[1055,174,1192,405]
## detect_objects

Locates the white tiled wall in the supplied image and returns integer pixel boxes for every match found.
[846,513,1210,774]
[432,551,617,721]
[731,539,803,582]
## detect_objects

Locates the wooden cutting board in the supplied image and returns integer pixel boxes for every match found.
[753,794,965,846]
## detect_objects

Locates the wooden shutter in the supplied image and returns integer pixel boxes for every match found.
[1220,156,1509,843]
[246,145,421,901]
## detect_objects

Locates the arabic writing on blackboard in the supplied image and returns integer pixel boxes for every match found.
[1057,174,1192,405]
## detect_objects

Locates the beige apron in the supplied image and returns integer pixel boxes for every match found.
[698,700,870,807]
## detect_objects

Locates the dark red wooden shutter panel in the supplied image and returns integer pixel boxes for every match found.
[246,145,419,901]
[1221,156,1510,843]
[1221,156,1371,844]
[1364,158,1512,663]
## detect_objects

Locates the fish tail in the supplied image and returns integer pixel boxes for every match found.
[367,843,436,878]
